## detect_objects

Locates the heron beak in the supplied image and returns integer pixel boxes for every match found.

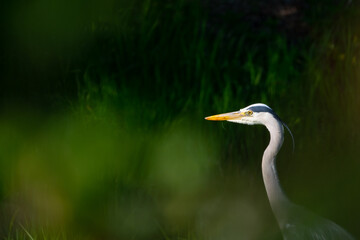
[205,111,245,121]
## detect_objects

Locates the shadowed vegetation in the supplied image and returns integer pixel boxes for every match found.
[0,0,359,239]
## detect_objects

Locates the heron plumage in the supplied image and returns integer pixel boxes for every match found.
[205,103,354,240]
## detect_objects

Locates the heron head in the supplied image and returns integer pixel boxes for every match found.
[205,103,277,125]
[205,103,295,150]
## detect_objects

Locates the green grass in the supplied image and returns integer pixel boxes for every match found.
[1,0,360,239]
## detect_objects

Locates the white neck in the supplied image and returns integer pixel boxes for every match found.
[262,117,291,227]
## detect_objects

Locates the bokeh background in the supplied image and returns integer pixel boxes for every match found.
[0,0,359,239]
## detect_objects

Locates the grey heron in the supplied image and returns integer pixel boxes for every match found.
[205,103,354,240]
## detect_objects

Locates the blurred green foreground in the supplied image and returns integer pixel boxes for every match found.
[1,0,360,239]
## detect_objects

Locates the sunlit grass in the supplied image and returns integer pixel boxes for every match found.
[0,108,220,239]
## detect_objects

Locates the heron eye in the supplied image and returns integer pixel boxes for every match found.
[246,110,253,116]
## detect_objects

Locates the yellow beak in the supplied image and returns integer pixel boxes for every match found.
[205,111,245,121]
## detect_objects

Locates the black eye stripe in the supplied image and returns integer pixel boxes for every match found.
[248,106,282,122]
[248,106,273,113]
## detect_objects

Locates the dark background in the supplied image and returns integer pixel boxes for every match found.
[0,0,359,239]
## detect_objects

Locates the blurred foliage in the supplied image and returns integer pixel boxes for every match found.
[0,0,360,239]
